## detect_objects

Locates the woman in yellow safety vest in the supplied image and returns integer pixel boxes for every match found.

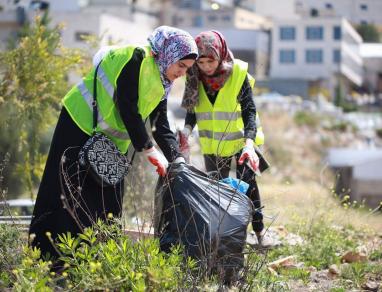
[29,26,198,261]
[179,30,271,247]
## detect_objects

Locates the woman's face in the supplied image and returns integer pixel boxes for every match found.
[165,59,195,81]
[196,57,219,76]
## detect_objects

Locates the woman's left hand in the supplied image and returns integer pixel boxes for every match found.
[238,139,259,171]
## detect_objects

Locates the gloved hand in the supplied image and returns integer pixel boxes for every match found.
[238,139,259,172]
[144,146,169,176]
[173,156,185,164]
[177,126,192,163]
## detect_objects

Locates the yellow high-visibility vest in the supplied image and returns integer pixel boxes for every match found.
[195,59,264,157]
[63,46,164,153]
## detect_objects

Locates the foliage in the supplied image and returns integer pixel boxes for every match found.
[376,128,382,139]
[356,23,381,43]
[1,220,199,291]
[0,224,24,288]
[56,220,197,291]
[293,111,319,127]
[0,15,84,196]
[269,215,356,270]
[12,247,54,292]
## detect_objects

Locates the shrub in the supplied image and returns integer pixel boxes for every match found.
[293,111,319,128]
[376,128,382,139]
[0,224,25,288]
[57,220,198,291]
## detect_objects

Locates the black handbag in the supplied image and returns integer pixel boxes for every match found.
[78,61,133,186]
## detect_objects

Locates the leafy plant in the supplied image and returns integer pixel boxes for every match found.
[0,224,24,288]
[56,220,198,291]
[294,111,319,128]
[356,23,381,42]
[0,14,84,196]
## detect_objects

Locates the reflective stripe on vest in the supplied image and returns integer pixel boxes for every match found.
[194,59,264,156]
[63,45,164,153]
[77,82,130,140]
[195,59,248,156]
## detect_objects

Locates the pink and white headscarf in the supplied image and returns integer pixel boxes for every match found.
[181,30,234,110]
[148,26,198,100]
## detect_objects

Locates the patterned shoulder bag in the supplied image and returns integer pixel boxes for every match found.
[78,61,133,186]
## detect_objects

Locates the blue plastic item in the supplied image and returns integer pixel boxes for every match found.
[220,177,249,195]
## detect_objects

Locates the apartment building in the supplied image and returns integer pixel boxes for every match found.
[295,0,382,26]
[0,0,158,51]
[162,0,271,79]
[270,17,363,98]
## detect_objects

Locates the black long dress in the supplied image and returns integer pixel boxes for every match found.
[29,48,182,259]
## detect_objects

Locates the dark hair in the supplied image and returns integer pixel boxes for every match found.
[180,53,198,60]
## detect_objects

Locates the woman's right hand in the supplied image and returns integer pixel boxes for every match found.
[178,126,191,163]
[144,147,169,176]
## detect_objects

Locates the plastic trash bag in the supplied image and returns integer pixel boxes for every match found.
[154,163,253,283]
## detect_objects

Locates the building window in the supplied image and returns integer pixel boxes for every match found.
[361,20,368,25]
[306,26,324,40]
[75,31,92,42]
[280,26,296,40]
[333,49,341,63]
[208,15,217,22]
[306,49,323,63]
[279,49,295,64]
[193,15,203,27]
[325,3,332,9]
[333,26,341,40]
[360,4,368,10]
[310,8,319,17]
[222,15,231,21]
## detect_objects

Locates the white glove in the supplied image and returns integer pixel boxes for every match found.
[173,157,185,164]
[144,146,169,177]
[177,126,192,163]
[238,139,259,172]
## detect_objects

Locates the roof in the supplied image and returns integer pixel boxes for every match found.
[326,148,382,167]
[360,43,382,58]
[353,158,382,180]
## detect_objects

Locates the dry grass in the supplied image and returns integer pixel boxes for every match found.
[259,181,382,233]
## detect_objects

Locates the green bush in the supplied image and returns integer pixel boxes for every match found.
[376,128,382,139]
[0,15,84,196]
[293,111,319,128]
[3,220,200,291]
[56,221,197,291]
[0,224,25,288]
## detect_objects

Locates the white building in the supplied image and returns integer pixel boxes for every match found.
[327,148,382,208]
[270,17,363,98]
[360,43,382,95]
[254,0,299,20]
[163,1,271,79]
[295,0,382,26]
[0,0,158,51]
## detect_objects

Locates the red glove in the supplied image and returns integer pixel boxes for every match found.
[144,147,169,176]
[177,126,191,163]
[238,139,259,172]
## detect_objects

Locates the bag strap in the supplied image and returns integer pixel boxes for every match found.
[92,61,102,133]
[91,59,146,166]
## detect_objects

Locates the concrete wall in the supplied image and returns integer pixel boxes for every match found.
[352,179,382,208]
[255,0,298,20]
[267,78,310,97]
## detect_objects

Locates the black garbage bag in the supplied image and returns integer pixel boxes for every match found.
[154,163,253,283]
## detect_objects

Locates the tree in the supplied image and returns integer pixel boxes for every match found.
[0,15,85,197]
[356,23,381,43]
